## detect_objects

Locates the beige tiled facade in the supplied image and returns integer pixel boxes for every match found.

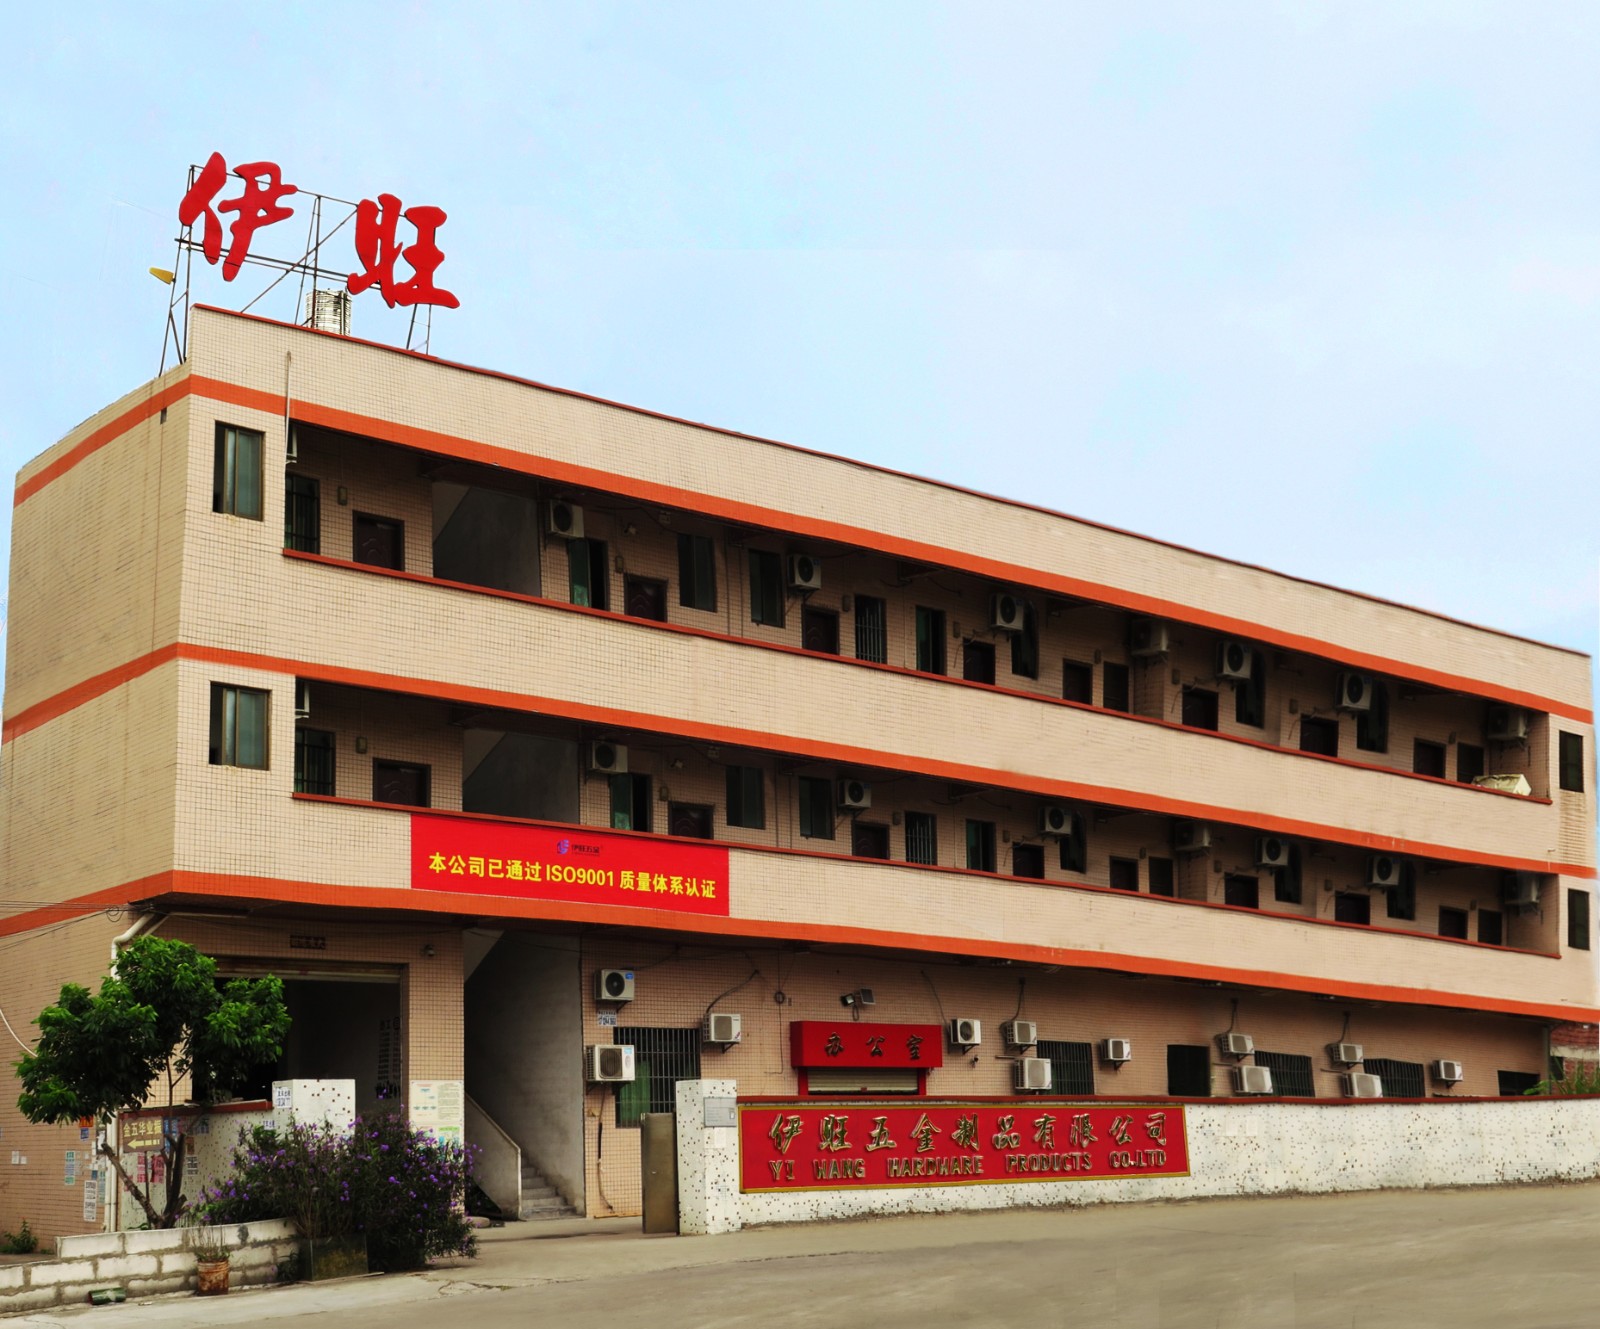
[1,308,1595,1234]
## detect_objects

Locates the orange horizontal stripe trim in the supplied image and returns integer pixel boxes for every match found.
[283,551,1555,807]
[0,881,160,940]
[30,872,1592,1025]
[2,646,179,743]
[13,364,1590,723]
[183,642,1595,879]
[14,377,191,507]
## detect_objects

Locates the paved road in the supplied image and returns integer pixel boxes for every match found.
[12,1182,1599,1328]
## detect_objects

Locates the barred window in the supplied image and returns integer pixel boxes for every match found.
[855,596,887,664]
[1254,1050,1314,1098]
[614,1027,700,1127]
[1037,1040,1095,1096]
[293,727,335,795]
[904,811,937,866]
[284,473,320,552]
[1364,1057,1425,1099]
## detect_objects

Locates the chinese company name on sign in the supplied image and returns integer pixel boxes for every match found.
[789,1021,945,1070]
[178,151,458,308]
[410,814,731,916]
[739,1101,1188,1192]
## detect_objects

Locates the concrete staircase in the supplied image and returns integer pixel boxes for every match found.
[519,1160,579,1221]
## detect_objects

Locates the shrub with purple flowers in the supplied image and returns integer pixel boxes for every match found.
[194,1112,477,1271]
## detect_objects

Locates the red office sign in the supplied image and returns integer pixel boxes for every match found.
[411,814,730,916]
[739,1101,1188,1192]
[790,1021,944,1070]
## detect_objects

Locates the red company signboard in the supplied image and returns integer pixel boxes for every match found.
[410,814,730,917]
[739,1101,1188,1192]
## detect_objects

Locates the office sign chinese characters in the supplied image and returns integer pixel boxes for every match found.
[411,814,730,916]
[739,1101,1188,1191]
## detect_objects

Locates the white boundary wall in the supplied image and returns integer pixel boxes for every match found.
[675,1082,1600,1233]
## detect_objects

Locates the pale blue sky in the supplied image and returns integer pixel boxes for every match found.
[3,2,1598,675]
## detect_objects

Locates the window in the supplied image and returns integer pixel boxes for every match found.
[1101,663,1130,713]
[801,605,839,654]
[1299,716,1339,757]
[609,773,652,832]
[1038,1039,1094,1096]
[1147,856,1174,897]
[854,596,887,664]
[1456,742,1485,786]
[667,802,713,839]
[966,820,996,872]
[293,727,335,795]
[962,640,995,685]
[725,765,765,829]
[1062,660,1093,705]
[852,822,890,860]
[1235,651,1267,728]
[1334,892,1370,925]
[284,473,320,553]
[373,760,429,807]
[1570,889,1591,951]
[1224,875,1259,909]
[209,684,268,768]
[1182,688,1218,731]
[1478,909,1503,946]
[1364,1057,1425,1099]
[1497,1070,1541,1097]
[1385,866,1416,921]
[1058,817,1088,875]
[614,1027,700,1127]
[677,533,717,612]
[1274,846,1303,905]
[1108,858,1139,891]
[749,550,785,626]
[1413,740,1446,779]
[1012,844,1045,879]
[1356,680,1389,753]
[904,811,937,865]
[568,538,609,610]
[1560,732,1585,792]
[914,607,946,675]
[1438,906,1468,939]
[1167,1044,1211,1096]
[623,575,667,621]
[798,777,834,840]
[1009,603,1038,680]
[213,423,263,519]
[353,513,404,570]
[1255,1050,1314,1098]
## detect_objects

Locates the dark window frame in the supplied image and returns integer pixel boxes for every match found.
[1235,650,1267,728]
[725,765,766,830]
[1570,888,1592,951]
[1037,1039,1095,1096]
[1009,603,1039,681]
[1365,1057,1425,1099]
[372,758,430,808]
[1438,905,1469,939]
[1255,1050,1314,1098]
[293,726,335,795]
[904,810,938,866]
[1101,662,1130,713]
[677,533,717,612]
[797,776,834,840]
[749,549,785,627]
[1559,731,1585,793]
[1061,659,1093,705]
[914,606,946,675]
[284,472,320,553]
[1413,739,1447,779]
[1108,857,1139,891]
[209,683,269,769]
[965,819,997,873]
[854,595,887,664]
[568,537,609,610]
[1166,1044,1211,1096]
[353,511,405,571]
[1355,680,1389,754]
[213,422,264,519]
[1012,843,1045,879]
[614,1026,701,1128]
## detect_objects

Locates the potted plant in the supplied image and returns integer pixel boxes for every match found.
[187,1234,231,1296]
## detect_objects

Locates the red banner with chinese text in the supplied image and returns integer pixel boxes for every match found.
[410,815,730,916]
[790,1021,944,1070]
[738,1101,1188,1192]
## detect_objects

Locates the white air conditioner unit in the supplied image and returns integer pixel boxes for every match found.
[1101,1038,1133,1064]
[1039,805,1074,837]
[1335,672,1374,712]
[546,500,584,539]
[1432,1059,1464,1085]
[587,741,628,775]
[587,1044,636,1083]
[1130,618,1169,657]
[991,593,1025,634]
[1234,1065,1274,1095]
[786,553,822,592]
[1487,705,1530,742]
[1218,1031,1254,1057]
[1255,835,1291,870]
[1328,1042,1364,1066]
[1001,1020,1037,1048]
[1217,640,1253,681]
[948,1018,982,1048]
[1014,1057,1052,1092]
[1367,855,1403,889]
[1503,872,1542,909]
[703,1013,743,1045]
[1344,1072,1383,1099]
[294,680,312,721]
[595,969,634,1003]
[1174,821,1211,853]
[837,778,872,810]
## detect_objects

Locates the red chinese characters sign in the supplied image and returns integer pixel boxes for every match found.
[739,1101,1188,1192]
[410,814,730,916]
[790,1021,944,1070]
[178,151,459,307]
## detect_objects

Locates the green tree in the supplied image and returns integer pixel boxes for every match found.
[15,936,290,1228]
